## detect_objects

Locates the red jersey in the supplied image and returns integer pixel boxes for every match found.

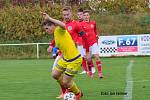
[64,20,83,45]
[49,38,62,56]
[82,21,98,46]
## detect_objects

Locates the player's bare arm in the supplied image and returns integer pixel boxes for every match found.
[47,46,53,53]
[41,12,66,29]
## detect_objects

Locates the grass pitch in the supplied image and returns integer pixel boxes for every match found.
[0,57,150,100]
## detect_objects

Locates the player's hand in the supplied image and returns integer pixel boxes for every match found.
[40,11,50,20]
[86,52,91,62]
[47,46,53,53]
[96,35,99,40]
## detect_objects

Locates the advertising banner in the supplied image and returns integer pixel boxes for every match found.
[139,34,150,55]
[98,36,117,57]
[98,34,150,57]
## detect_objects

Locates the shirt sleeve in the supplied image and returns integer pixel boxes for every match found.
[49,39,55,47]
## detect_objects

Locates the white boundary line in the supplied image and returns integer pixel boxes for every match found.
[124,60,134,100]
[128,80,150,83]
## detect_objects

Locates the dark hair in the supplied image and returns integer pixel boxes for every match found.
[83,10,90,14]
[42,19,55,26]
[63,6,72,11]
[78,8,83,12]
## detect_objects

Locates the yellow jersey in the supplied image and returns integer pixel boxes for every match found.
[54,26,80,60]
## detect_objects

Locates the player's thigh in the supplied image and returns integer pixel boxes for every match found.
[52,55,62,70]
[51,68,63,79]
[64,57,82,76]
[53,58,67,73]
[77,45,86,57]
[91,43,99,55]
[63,74,73,87]
[93,54,100,60]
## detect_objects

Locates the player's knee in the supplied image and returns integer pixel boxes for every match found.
[63,80,68,88]
[94,54,100,60]
[87,58,92,64]
[51,71,60,80]
[51,73,59,80]
[86,57,92,63]
[62,79,70,88]
[87,60,90,64]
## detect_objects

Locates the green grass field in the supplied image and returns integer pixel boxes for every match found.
[0,57,150,100]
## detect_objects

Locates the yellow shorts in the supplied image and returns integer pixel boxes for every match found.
[54,55,82,76]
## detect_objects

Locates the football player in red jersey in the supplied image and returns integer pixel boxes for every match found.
[82,10,104,78]
[77,8,96,75]
[62,6,83,46]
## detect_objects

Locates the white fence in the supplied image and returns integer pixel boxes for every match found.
[0,43,49,59]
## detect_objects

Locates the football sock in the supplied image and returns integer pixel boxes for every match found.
[82,58,88,72]
[96,60,102,74]
[87,61,92,72]
[91,60,94,68]
[87,60,93,77]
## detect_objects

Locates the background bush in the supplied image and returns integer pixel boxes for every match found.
[0,1,150,43]
[0,4,63,43]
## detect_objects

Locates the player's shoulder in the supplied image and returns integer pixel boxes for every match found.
[76,20,85,26]
[56,26,63,30]
[77,20,85,24]
[72,20,77,22]
[71,20,81,28]
[70,19,77,24]
[66,20,78,27]
[55,26,66,33]
[90,20,96,24]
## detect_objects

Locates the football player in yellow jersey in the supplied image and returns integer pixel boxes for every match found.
[41,12,83,100]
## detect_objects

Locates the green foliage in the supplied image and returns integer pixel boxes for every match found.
[91,13,150,35]
[0,2,150,40]
[88,0,148,14]
[140,15,150,26]
[0,4,62,43]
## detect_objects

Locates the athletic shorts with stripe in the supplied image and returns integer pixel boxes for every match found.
[54,55,82,76]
